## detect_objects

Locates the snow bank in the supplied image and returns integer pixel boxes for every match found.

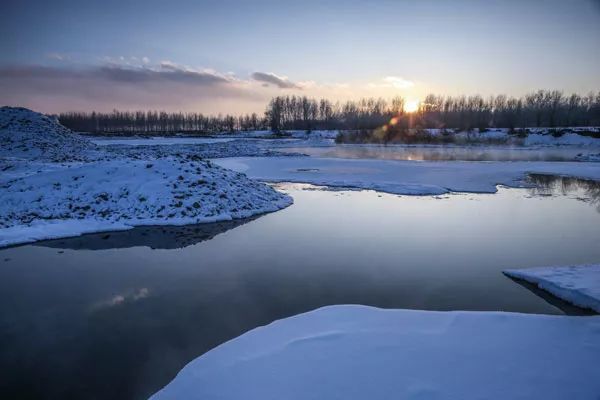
[0,107,96,161]
[214,156,600,195]
[0,158,291,247]
[523,132,600,146]
[504,265,600,313]
[0,107,293,247]
[150,305,600,400]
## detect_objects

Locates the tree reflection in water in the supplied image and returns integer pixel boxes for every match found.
[527,174,600,213]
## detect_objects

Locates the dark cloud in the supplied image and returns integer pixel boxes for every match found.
[0,64,265,113]
[97,64,231,85]
[251,72,301,89]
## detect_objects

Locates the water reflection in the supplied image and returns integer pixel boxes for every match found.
[527,174,600,212]
[36,217,257,250]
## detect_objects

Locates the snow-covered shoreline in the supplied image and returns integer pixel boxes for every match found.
[150,304,600,400]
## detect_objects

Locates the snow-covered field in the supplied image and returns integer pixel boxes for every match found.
[90,136,235,146]
[214,156,600,195]
[225,129,340,139]
[505,265,600,313]
[0,107,292,247]
[150,304,600,400]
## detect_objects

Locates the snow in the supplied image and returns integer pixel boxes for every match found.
[103,139,303,160]
[504,265,600,313]
[225,130,339,139]
[575,153,600,162]
[229,128,600,146]
[90,136,235,146]
[213,156,600,195]
[2,107,599,246]
[0,107,97,161]
[150,304,600,400]
[0,157,292,247]
[523,132,600,146]
[0,108,292,247]
[337,127,600,146]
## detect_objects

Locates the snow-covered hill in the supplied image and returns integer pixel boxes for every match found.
[0,107,97,161]
[0,108,292,247]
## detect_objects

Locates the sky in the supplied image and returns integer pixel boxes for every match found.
[1,0,599,114]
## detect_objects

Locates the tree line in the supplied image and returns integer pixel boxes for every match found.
[59,110,268,134]
[266,91,600,132]
[59,90,600,134]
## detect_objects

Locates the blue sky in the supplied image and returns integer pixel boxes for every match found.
[1,0,599,113]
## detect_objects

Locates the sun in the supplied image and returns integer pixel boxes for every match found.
[404,100,419,113]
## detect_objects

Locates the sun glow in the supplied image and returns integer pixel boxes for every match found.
[404,100,419,113]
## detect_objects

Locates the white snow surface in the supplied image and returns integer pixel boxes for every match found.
[90,136,235,146]
[0,157,292,247]
[214,156,600,195]
[0,108,292,247]
[523,132,600,146]
[504,265,600,313]
[150,305,600,400]
[576,153,600,162]
[0,107,97,161]
[226,130,340,139]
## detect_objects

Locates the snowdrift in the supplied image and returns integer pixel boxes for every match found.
[0,158,292,247]
[0,108,292,247]
[150,305,600,400]
[0,107,97,161]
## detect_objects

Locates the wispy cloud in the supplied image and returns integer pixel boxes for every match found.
[251,72,301,89]
[368,76,415,89]
[46,52,69,61]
